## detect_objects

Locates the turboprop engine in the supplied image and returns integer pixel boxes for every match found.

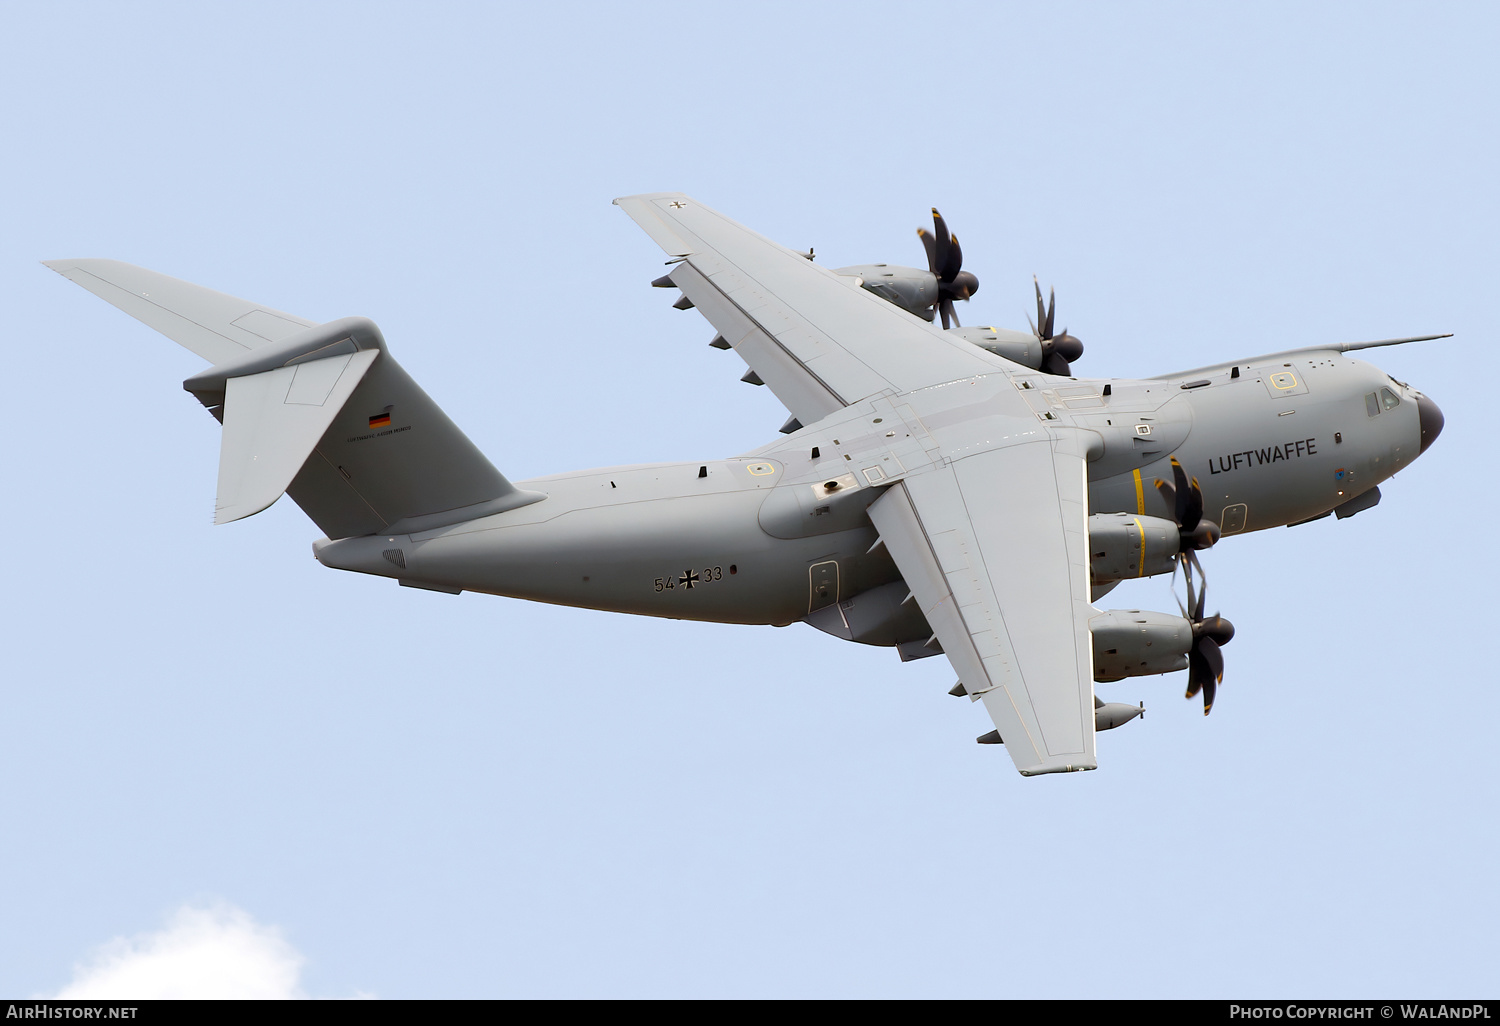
[935,280,1088,373]
[834,263,940,321]
[835,208,979,327]
[1087,457,1224,592]
[946,325,1049,370]
[1091,609,1194,681]
[1087,513,1184,584]
[1091,601,1236,714]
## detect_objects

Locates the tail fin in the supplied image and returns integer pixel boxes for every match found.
[48,260,543,537]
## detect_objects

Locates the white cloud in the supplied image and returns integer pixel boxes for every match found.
[51,903,308,1000]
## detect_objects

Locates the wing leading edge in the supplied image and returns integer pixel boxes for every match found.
[614,193,1009,426]
[868,434,1097,776]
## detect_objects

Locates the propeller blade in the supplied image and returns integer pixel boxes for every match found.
[1197,635,1224,684]
[917,228,938,275]
[1188,552,1227,715]
[939,296,953,330]
[1182,552,1198,624]
[1033,277,1049,339]
[931,210,953,282]
[1168,457,1204,532]
[943,232,964,282]
[1169,556,1189,619]
[1041,351,1071,376]
[1044,287,1056,340]
[1186,647,1205,699]
[1155,477,1176,514]
[1187,549,1207,621]
[1170,458,1192,529]
[1190,636,1222,716]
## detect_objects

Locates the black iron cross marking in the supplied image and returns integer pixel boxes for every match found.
[678,570,700,589]
[669,200,686,209]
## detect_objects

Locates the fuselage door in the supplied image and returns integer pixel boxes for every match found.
[809,560,840,613]
[1220,503,1248,534]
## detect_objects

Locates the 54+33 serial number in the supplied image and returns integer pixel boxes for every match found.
[654,566,727,592]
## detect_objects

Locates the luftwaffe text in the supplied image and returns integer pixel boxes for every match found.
[1209,438,1317,475]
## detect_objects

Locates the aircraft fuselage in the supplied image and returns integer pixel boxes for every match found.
[315,348,1436,641]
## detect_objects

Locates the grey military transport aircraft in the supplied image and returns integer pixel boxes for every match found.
[46,194,1446,777]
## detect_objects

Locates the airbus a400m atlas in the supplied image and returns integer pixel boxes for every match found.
[47,194,1446,777]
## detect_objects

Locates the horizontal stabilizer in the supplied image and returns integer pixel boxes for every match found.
[216,350,379,524]
[43,259,315,364]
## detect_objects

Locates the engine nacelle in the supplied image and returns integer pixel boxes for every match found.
[949,326,1046,369]
[1088,512,1182,583]
[1091,608,1192,682]
[835,264,938,321]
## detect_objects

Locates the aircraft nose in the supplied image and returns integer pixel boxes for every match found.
[1417,394,1444,455]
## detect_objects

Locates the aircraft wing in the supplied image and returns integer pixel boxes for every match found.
[867,434,1098,776]
[614,193,1009,425]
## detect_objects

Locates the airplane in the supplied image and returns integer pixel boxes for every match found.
[44,193,1447,777]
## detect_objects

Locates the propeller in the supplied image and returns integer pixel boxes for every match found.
[917,209,980,329]
[1153,456,1222,552]
[1156,456,1232,715]
[1027,277,1085,376]
[1176,550,1235,716]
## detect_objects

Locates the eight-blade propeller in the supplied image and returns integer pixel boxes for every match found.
[1154,456,1222,552]
[1156,457,1234,715]
[1176,550,1235,716]
[1028,277,1085,376]
[917,209,979,329]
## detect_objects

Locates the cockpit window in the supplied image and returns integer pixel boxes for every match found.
[1381,387,1402,411]
[1366,392,1381,417]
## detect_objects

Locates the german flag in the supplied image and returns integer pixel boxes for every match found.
[368,412,391,429]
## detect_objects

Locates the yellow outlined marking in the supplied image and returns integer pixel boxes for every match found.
[746,463,776,476]
[1132,516,1147,577]
[1133,469,1145,514]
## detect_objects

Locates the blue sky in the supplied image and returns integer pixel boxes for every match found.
[2,1,1495,998]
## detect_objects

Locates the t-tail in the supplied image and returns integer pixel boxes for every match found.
[44,259,542,538]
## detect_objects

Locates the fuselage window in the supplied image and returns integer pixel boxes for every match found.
[1365,392,1381,417]
[1380,387,1402,411]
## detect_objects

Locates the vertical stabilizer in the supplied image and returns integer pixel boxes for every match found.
[214,350,379,523]
[47,259,545,539]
